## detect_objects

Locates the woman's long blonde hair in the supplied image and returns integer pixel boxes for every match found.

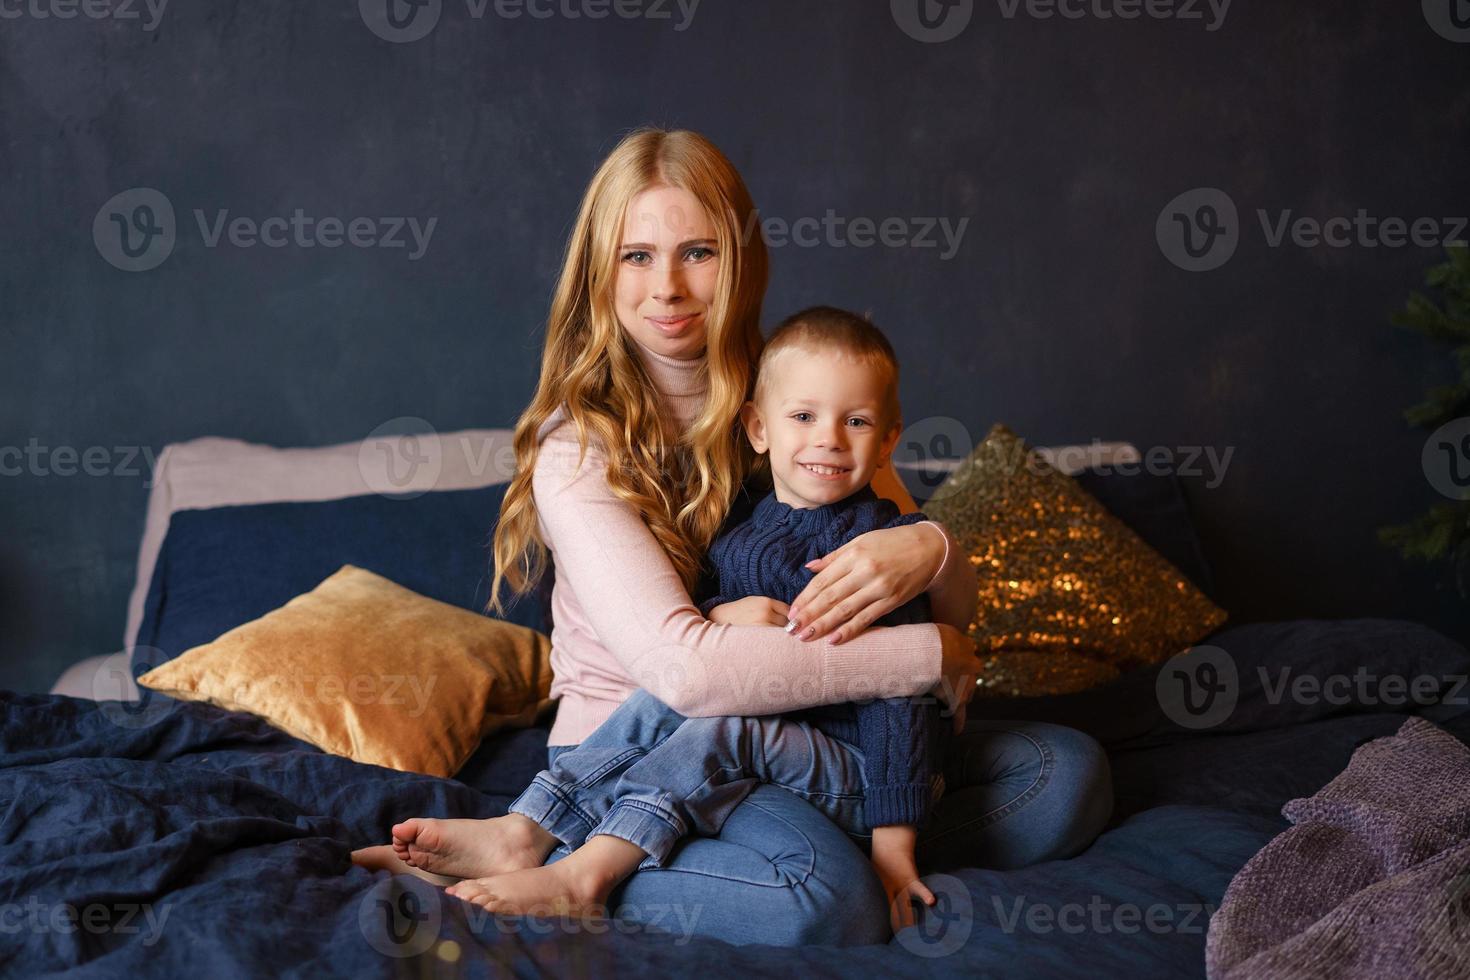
[488,128,769,613]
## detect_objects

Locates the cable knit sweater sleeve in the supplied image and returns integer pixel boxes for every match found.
[532,424,947,718]
[855,506,945,828]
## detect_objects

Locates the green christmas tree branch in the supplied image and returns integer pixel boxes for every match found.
[1381,244,1470,590]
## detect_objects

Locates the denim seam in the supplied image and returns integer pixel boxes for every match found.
[519,777,601,838]
[593,798,686,864]
[925,729,1055,846]
[602,796,686,834]
[568,745,649,791]
[627,793,819,889]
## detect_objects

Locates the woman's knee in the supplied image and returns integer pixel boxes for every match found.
[614,784,889,947]
[1027,721,1113,860]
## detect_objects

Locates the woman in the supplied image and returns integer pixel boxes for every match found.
[358,128,1112,946]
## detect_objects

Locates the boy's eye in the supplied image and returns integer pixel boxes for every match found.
[791,412,813,423]
[846,418,871,428]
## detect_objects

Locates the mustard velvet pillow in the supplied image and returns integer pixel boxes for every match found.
[924,424,1227,697]
[138,565,554,777]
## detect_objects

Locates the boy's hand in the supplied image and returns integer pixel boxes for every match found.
[707,596,791,627]
[870,826,936,933]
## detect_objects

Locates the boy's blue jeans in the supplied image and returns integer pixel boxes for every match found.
[509,689,878,867]
[505,691,1114,946]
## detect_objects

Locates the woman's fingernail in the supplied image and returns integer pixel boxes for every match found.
[784,620,797,633]
[827,632,842,646]
[801,627,815,640]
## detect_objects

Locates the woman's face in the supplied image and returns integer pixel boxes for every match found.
[614,185,720,361]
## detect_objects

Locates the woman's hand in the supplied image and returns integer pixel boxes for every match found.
[706,596,791,628]
[786,523,946,644]
[934,623,979,733]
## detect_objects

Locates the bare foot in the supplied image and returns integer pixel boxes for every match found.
[446,861,609,917]
[390,814,557,879]
[349,844,458,886]
[444,835,644,917]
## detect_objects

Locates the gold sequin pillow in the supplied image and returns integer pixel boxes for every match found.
[138,565,554,777]
[924,424,1226,697]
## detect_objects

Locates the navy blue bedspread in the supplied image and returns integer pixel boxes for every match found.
[3,619,1468,978]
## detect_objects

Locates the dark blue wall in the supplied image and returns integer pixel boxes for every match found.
[2,0,1467,694]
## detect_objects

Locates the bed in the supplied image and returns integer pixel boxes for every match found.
[5,432,1467,977]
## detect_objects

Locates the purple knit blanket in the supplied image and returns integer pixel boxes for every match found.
[1206,717,1470,979]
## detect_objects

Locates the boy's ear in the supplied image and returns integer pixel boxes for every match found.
[878,418,902,463]
[739,400,768,453]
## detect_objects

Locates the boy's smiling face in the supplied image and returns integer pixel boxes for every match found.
[740,346,901,509]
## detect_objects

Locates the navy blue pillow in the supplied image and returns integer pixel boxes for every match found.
[134,484,551,668]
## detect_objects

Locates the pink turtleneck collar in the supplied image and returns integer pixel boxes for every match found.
[630,339,709,432]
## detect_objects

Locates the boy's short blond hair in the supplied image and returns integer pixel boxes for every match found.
[754,306,902,428]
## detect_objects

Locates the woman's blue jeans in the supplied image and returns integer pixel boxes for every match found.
[537,695,1113,947]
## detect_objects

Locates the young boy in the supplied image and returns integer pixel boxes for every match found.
[409,307,948,930]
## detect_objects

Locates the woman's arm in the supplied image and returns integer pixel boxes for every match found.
[532,430,947,718]
[913,521,979,632]
[788,495,979,642]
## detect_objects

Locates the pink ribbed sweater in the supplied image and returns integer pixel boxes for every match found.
[535,340,953,746]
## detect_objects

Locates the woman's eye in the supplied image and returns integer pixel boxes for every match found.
[685,246,716,262]
[621,251,652,265]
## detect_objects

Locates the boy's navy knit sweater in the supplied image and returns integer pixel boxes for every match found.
[697,484,945,829]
